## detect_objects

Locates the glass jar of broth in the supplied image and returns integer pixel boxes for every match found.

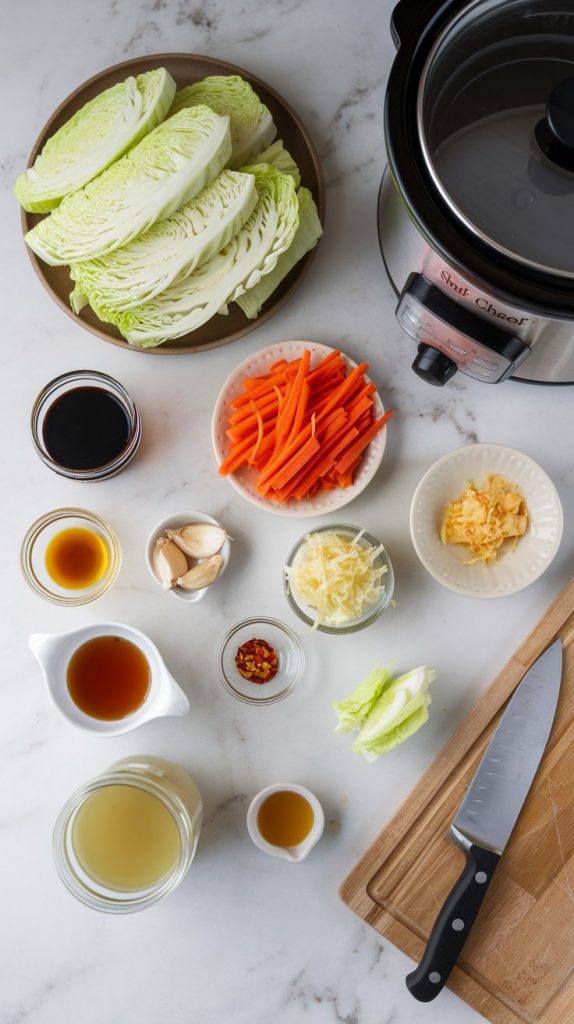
[53,756,202,913]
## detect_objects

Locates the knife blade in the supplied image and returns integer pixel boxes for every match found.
[405,638,563,1003]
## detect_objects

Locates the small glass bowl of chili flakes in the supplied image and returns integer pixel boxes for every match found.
[217,617,304,705]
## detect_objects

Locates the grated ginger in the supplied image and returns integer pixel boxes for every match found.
[441,474,528,565]
[286,529,387,629]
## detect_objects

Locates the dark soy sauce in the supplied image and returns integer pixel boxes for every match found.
[42,387,131,470]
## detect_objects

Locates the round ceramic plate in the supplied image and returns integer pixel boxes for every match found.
[410,443,563,598]
[211,340,388,518]
[21,54,324,355]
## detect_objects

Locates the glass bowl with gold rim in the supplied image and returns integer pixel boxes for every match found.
[20,507,121,606]
[283,523,394,634]
[217,617,304,705]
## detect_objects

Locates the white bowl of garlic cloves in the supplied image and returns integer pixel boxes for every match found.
[145,510,231,604]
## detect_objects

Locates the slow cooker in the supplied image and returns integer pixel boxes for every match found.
[380,0,574,385]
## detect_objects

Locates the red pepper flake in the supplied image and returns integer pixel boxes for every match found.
[235,638,279,685]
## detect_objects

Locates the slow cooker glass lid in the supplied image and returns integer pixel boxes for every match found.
[419,0,574,278]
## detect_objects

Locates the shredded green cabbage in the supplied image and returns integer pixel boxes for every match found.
[25,106,231,265]
[14,68,175,213]
[69,169,257,316]
[170,75,276,168]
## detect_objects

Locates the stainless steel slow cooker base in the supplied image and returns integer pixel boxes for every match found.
[378,169,574,384]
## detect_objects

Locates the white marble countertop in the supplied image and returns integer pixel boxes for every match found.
[2,2,574,1022]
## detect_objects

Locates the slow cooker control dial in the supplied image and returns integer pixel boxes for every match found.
[396,274,530,385]
[412,343,457,386]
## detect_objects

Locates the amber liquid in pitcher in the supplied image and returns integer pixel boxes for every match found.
[45,527,109,590]
[67,636,151,720]
[257,791,314,847]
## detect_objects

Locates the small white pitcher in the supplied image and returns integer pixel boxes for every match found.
[29,621,189,737]
[247,783,324,862]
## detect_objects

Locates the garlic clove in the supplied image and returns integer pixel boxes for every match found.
[153,537,189,591]
[176,554,224,591]
[167,523,227,559]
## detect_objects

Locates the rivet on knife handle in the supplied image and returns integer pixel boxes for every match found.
[405,838,500,1002]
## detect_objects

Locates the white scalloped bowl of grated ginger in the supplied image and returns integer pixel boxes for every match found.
[409,443,563,599]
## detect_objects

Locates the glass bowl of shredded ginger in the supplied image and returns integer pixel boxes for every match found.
[283,524,395,634]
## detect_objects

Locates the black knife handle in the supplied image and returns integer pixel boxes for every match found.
[405,840,500,1002]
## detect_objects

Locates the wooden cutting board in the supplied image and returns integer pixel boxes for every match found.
[340,576,574,1024]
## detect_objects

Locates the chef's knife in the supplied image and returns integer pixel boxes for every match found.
[405,638,563,1002]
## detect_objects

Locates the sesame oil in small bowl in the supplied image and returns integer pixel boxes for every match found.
[45,526,109,590]
[21,508,121,606]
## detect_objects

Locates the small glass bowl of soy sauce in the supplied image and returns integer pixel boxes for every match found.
[31,370,141,481]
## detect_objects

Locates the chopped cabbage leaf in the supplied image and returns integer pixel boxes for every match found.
[354,705,430,763]
[352,667,436,761]
[69,170,257,316]
[170,75,276,169]
[236,186,322,319]
[254,140,301,188]
[106,162,298,347]
[332,666,392,735]
[285,529,386,630]
[25,106,231,265]
[441,474,528,565]
[14,68,175,214]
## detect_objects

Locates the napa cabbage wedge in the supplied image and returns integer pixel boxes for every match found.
[235,186,322,319]
[254,140,301,188]
[69,170,257,316]
[24,106,231,266]
[332,666,391,735]
[352,667,437,762]
[14,68,175,214]
[105,163,299,347]
[170,75,276,168]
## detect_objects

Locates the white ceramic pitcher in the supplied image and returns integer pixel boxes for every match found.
[246,783,325,862]
[29,621,189,737]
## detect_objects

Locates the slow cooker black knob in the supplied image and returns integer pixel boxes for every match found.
[547,77,574,151]
[535,77,574,172]
[412,343,457,386]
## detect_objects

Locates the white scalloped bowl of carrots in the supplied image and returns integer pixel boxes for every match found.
[211,340,392,517]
